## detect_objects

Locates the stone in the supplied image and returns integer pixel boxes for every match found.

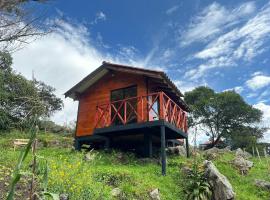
[181,166,192,176]
[204,160,235,200]
[235,148,252,159]
[204,147,220,160]
[111,188,121,197]
[167,146,186,156]
[232,156,253,175]
[254,179,270,191]
[60,193,69,200]
[149,188,160,200]
[84,151,97,162]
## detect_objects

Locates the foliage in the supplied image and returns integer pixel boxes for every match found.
[0,52,63,131]
[1,132,270,199]
[185,86,264,148]
[183,156,212,200]
[0,0,48,52]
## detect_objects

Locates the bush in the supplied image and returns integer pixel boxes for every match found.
[184,159,212,200]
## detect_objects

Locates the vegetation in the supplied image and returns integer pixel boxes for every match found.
[184,159,212,200]
[185,86,265,148]
[0,0,48,52]
[0,131,269,200]
[0,52,63,131]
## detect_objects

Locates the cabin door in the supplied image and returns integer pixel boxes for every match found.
[111,86,137,125]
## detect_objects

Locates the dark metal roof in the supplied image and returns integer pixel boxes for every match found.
[64,61,189,111]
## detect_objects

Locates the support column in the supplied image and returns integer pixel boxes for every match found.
[74,139,81,151]
[144,133,153,157]
[160,125,166,176]
[186,137,189,158]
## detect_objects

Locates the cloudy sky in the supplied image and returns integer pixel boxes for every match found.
[11,0,270,143]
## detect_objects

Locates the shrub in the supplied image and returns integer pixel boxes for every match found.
[184,160,212,200]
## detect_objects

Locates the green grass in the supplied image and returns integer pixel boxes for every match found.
[0,131,269,199]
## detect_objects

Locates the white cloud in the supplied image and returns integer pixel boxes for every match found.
[246,74,270,90]
[185,1,270,80]
[224,86,244,94]
[166,5,179,15]
[91,11,107,24]
[253,102,270,142]
[180,1,256,46]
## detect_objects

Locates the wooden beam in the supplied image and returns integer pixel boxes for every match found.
[186,137,189,158]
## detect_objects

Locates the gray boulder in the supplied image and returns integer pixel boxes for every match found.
[149,188,160,200]
[254,179,270,191]
[204,160,235,200]
[235,148,252,159]
[232,156,253,175]
[60,194,69,200]
[167,146,186,156]
[111,188,122,197]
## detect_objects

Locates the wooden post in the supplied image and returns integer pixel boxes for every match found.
[159,92,164,120]
[74,139,81,151]
[144,133,153,158]
[160,125,166,176]
[186,137,189,158]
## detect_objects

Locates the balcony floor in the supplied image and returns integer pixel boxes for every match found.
[93,119,187,139]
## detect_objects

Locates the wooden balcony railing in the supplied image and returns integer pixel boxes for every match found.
[94,92,188,133]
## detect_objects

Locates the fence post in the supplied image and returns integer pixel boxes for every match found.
[159,92,164,120]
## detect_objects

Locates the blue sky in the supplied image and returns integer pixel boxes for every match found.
[12,0,270,142]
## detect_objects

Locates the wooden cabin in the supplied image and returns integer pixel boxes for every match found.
[65,61,189,175]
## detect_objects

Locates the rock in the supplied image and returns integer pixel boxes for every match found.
[111,188,121,197]
[205,147,220,154]
[232,156,253,175]
[60,194,69,200]
[235,148,252,159]
[167,146,186,156]
[181,166,192,176]
[254,179,270,191]
[204,147,220,160]
[204,160,235,200]
[149,188,160,200]
[84,150,97,162]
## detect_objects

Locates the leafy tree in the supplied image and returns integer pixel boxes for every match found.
[0,52,63,131]
[185,86,263,148]
[0,0,48,52]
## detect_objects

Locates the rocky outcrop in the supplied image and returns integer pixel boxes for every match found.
[232,155,253,175]
[254,179,270,191]
[204,160,235,200]
[204,147,231,160]
[111,188,122,197]
[235,148,252,159]
[59,194,69,200]
[167,146,186,156]
[149,188,160,200]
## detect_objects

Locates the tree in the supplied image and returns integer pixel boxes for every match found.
[0,0,47,52]
[185,86,263,148]
[0,51,63,131]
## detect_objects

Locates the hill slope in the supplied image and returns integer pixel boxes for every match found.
[0,132,269,199]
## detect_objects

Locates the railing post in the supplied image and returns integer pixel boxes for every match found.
[124,100,127,124]
[141,97,144,122]
[94,106,98,128]
[159,92,164,120]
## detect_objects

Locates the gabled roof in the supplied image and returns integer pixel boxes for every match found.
[65,61,189,110]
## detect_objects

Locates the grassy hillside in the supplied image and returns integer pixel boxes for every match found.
[0,132,269,200]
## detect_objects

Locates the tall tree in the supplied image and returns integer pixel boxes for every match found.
[0,0,47,52]
[185,86,263,148]
[0,51,63,131]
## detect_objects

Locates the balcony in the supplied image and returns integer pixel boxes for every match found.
[94,92,188,134]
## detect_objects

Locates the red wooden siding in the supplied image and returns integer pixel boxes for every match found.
[76,71,147,137]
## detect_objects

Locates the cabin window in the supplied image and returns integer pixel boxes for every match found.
[111,86,137,125]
